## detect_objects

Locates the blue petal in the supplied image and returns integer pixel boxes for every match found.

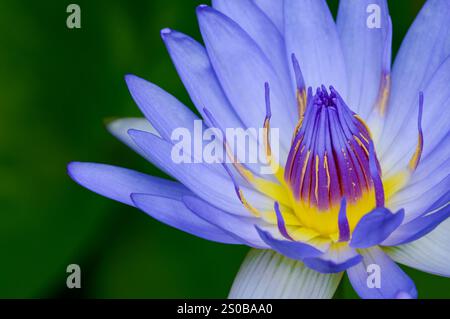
[337,0,390,120]
[107,117,159,158]
[160,29,245,133]
[212,0,292,96]
[284,0,347,97]
[128,129,274,216]
[404,132,450,186]
[389,174,450,223]
[383,192,450,246]
[131,193,240,244]
[253,0,284,34]
[125,74,197,142]
[379,0,450,166]
[303,244,362,274]
[350,207,404,248]
[347,247,417,299]
[385,219,450,277]
[67,162,191,206]
[381,56,450,176]
[197,5,294,154]
[183,195,270,249]
[255,227,323,260]
[160,29,262,175]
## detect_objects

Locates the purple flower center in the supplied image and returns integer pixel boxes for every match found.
[284,85,380,211]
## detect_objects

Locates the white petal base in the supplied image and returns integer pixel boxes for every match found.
[228,249,343,299]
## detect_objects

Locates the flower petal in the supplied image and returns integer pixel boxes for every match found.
[337,0,390,119]
[253,0,284,34]
[381,56,450,176]
[107,117,159,157]
[212,0,292,95]
[160,29,263,175]
[67,162,190,206]
[228,249,343,299]
[379,0,450,164]
[389,175,450,223]
[182,195,270,249]
[128,129,274,216]
[383,192,450,246]
[384,219,450,277]
[284,0,347,97]
[350,207,404,248]
[131,193,240,244]
[160,29,244,133]
[124,74,197,142]
[347,246,417,299]
[255,227,323,260]
[197,5,294,154]
[303,243,362,274]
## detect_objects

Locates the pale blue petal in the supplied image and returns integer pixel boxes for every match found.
[161,29,245,133]
[125,74,197,142]
[253,0,284,34]
[389,175,450,223]
[131,193,240,244]
[379,0,450,163]
[197,5,294,154]
[347,246,417,299]
[381,57,450,176]
[212,0,293,96]
[183,195,269,248]
[284,0,347,97]
[383,192,450,246]
[107,117,158,158]
[128,129,274,216]
[160,29,263,175]
[67,162,190,206]
[337,0,390,119]
[384,219,450,277]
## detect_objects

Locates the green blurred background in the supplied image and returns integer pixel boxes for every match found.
[1,0,449,298]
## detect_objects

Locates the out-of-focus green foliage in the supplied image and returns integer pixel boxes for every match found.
[0,0,448,298]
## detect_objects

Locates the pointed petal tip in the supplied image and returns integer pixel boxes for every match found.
[129,192,150,208]
[124,73,141,88]
[67,161,81,180]
[160,27,172,38]
[160,28,187,43]
[127,128,143,139]
[66,161,99,190]
[196,4,211,14]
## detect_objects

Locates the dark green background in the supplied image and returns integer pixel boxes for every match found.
[1,0,448,298]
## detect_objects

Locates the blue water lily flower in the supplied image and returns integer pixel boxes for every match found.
[68,0,450,299]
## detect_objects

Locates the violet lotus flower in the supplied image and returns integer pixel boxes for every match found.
[68,0,450,299]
